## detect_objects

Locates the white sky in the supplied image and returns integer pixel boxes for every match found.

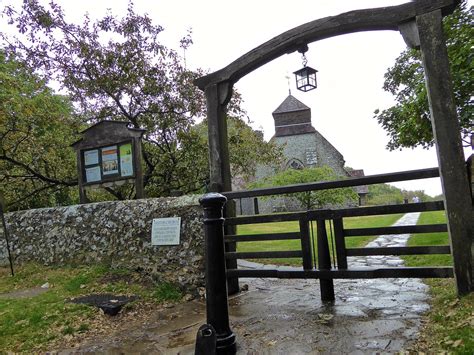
[3,0,472,196]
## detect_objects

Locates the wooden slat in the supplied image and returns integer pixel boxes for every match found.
[225,212,305,226]
[346,246,451,256]
[223,168,439,200]
[225,201,445,226]
[344,223,448,236]
[310,201,445,219]
[227,267,454,279]
[225,250,302,260]
[333,218,348,269]
[300,219,313,270]
[224,232,300,242]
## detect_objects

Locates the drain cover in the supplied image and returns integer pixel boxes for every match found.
[71,294,137,316]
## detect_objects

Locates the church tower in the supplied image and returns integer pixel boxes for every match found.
[270,94,346,176]
[238,94,367,215]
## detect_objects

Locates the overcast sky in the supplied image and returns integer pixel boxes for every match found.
[3,0,472,196]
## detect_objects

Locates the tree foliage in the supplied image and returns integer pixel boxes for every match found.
[253,166,358,210]
[1,1,281,204]
[366,183,434,206]
[375,1,473,150]
[192,118,283,185]
[0,51,81,210]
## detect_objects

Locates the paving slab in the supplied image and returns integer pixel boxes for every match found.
[58,213,430,354]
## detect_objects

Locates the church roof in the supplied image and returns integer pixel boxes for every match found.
[272,94,310,114]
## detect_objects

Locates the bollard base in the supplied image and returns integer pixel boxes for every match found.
[216,332,237,355]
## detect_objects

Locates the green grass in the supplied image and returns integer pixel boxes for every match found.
[403,210,452,267]
[403,211,473,354]
[0,263,182,353]
[411,279,474,354]
[237,213,404,265]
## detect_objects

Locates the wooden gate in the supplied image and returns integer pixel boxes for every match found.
[224,199,453,301]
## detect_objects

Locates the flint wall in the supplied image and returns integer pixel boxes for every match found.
[0,196,205,294]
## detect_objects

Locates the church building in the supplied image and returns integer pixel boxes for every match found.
[236,94,367,215]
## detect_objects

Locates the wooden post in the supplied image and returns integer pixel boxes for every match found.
[204,82,239,295]
[299,217,313,270]
[133,137,145,199]
[253,198,259,215]
[467,155,473,198]
[76,150,88,204]
[204,83,233,194]
[333,218,348,269]
[0,199,14,276]
[199,193,236,355]
[316,220,335,302]
[417,9,473,295]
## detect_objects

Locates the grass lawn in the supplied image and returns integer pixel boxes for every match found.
[0,263,182,353]
[237,213,404,265]
[403,210,453,267]
[403,211,474,354]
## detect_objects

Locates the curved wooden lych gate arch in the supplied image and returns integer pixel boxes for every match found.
[194,0,472,300]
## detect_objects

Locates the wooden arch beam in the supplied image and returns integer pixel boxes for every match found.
[194,0,457,90]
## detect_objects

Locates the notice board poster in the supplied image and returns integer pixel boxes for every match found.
[85,166,101,183]
[84,149,99,166]
[119,143,134,177]
[102,146,119,175]
[84,148,101,183]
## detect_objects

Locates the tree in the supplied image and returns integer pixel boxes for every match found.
[374,1,473,150]
[0,50,81,210]
[252,167,358,210]
[2,1,281,201]
[192,118,283,187]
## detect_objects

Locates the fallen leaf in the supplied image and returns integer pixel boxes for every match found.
[446,310,456,318]
[452,339,463,348]
[318,313,334,321]
[448,299,459,307]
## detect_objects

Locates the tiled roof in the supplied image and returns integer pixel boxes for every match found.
[273,95,310,114]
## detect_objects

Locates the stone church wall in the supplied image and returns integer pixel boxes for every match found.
[249,133,348,214]
[0,196,205,294]
[273,132,346,176]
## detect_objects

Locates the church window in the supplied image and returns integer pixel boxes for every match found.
[305,149,317,165]
[287,159,304,170]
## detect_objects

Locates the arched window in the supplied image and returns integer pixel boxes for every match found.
[286,158,304,170]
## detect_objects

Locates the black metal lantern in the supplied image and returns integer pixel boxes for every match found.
[293,50,318,92]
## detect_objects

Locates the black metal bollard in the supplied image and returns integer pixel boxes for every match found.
[195,324,217,355]
[199,193,236,355]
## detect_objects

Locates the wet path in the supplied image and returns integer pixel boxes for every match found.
[60,213,429,354]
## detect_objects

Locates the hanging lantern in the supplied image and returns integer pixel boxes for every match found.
[293,49,318,92]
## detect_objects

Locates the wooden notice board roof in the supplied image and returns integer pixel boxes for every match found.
[71,121,146,150]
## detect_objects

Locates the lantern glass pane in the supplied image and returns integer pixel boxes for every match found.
[294,66,317,92]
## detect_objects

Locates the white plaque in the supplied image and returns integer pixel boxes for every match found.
[151,217,181,246]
